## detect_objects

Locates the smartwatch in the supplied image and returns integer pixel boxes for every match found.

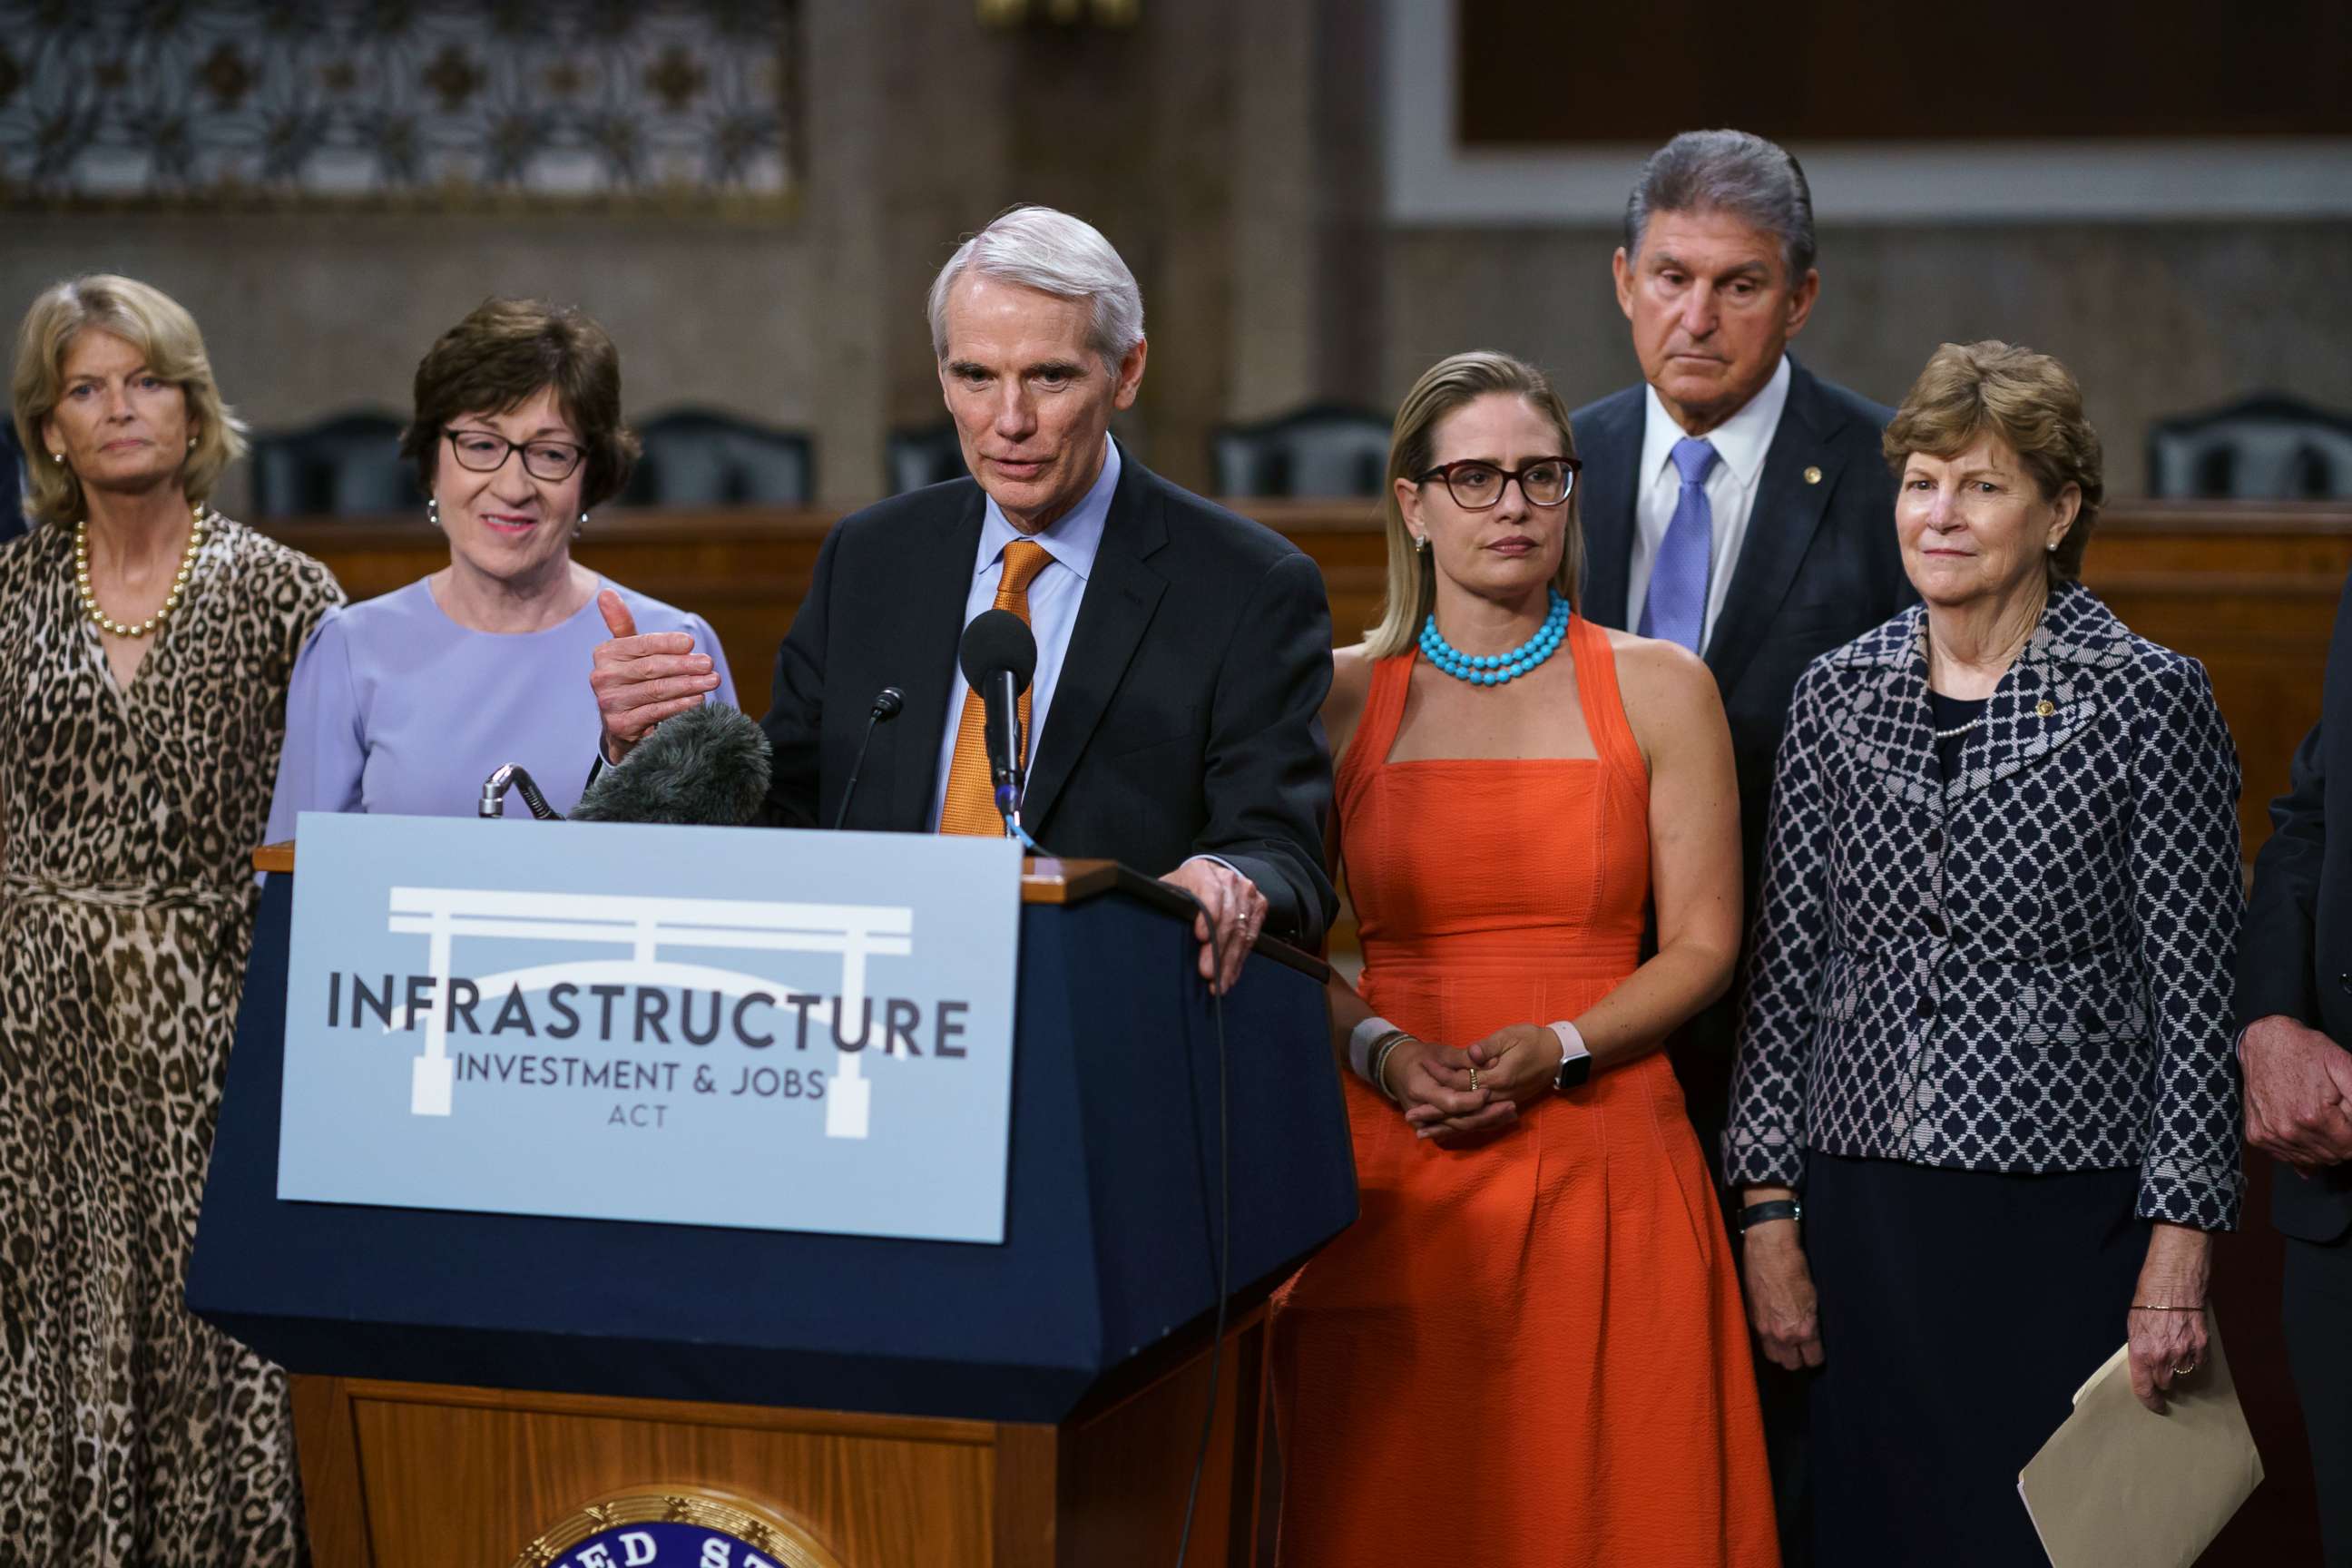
[1549,1020,1592,1092]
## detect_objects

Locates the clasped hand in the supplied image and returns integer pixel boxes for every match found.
[1388,1024,1557,1144]
[2240,1014,2352,1172]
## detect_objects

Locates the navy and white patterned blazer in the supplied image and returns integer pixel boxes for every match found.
[1724,583,2245,1229]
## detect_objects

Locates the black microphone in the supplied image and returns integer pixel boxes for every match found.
[957,609,1037,825]
[569,704,773,826]
[832,685,906,831]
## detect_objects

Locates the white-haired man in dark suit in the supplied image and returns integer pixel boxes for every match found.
[591,206,1338,990]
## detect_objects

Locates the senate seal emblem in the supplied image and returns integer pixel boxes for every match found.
[511,1489,842,1568]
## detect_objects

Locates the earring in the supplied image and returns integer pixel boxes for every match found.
[426,497,442,529]
[2046,538,2060,553]
[50,451,64,464]
[187,436,197,450]
[574,510,587,538]
[1414,534,1429,553]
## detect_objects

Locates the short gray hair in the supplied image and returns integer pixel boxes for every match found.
[1625,129,1817,283]
[926,205,1145,375]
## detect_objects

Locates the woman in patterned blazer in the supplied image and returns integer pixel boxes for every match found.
[1724,340,2244,1568]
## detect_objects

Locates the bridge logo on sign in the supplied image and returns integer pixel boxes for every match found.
[374,886,916,1140]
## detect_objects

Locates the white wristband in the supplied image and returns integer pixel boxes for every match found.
[1348,1014,1404,1081]
[1548,1019,1590,1069]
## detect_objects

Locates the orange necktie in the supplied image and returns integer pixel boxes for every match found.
[938,540,1054,836]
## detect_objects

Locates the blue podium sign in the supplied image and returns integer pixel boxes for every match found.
[276,814,1024,1243]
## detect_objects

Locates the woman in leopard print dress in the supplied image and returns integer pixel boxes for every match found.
[2,276,341,1566]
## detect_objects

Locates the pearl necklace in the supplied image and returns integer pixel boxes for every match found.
[1932,715,1984,740]
[74,505,208,639]
[1420,589,1570,686]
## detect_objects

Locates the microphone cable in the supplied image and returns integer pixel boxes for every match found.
[1172,907,1234,1568]
[834,686,906,831]
[988,773,1043,857]
[1004,814,1234,1566]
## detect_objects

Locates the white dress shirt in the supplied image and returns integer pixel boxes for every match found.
[927,435,1119,829]
[1625,354,1793,654]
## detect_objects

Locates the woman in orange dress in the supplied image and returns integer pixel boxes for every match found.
[1271,350,1778,1566]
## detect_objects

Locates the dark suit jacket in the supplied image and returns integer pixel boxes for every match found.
[2237,562,2352,1242]
[758,450,1338,946]
[1572,358,1914,1153]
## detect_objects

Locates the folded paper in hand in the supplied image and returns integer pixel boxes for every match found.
[2018,1315,2263,1568]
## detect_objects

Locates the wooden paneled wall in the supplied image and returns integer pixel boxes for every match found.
[1455,0,2352,143]
[262,498,2349,857]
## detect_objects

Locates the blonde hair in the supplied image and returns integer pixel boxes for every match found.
[1884,339,2105,586]
[10,274,248,528]
[1365,350,1583,659]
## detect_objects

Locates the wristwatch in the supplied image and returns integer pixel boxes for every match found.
[1738,1198,1803,1233]
[1549,1020,1592,1092]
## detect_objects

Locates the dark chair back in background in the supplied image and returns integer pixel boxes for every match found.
[2150,394,2352,501]
[622,408,814,508]
[250,411,419,518]
[1211,403,1392,497]
[1,417,25,543]
[885,423,969,495]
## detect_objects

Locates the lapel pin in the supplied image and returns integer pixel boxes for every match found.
[2035,699,2055,718]
[1803,466,1823,485]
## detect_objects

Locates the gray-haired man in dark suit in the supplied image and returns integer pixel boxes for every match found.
[2239,562,2352,1567]
[1570,129,1913,1565]
[1573,129,1912,1181]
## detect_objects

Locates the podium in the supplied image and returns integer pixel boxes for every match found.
[191,846,1357,1567]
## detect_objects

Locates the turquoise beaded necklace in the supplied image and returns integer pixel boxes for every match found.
[1419,588,1570,686]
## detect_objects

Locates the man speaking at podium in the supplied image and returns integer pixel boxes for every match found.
[590,206,1338,990]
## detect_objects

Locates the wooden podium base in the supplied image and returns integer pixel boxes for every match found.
[292,1310,1269,1568]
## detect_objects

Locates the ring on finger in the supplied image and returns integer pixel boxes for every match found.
[2173,1359,2198,1377]
[1468,1065,1481,1092]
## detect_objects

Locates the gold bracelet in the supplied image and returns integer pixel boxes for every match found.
[2129,1302,2207,1311]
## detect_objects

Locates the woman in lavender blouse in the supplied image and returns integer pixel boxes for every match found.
[267,299,733,834]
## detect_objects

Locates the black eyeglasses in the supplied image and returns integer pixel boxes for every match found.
[443,428,587,483]
[1417,456,1581,510]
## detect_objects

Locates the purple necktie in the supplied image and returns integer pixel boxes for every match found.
[1639,436,1719,653]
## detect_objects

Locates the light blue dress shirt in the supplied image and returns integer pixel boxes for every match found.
[926,435,1121,828]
